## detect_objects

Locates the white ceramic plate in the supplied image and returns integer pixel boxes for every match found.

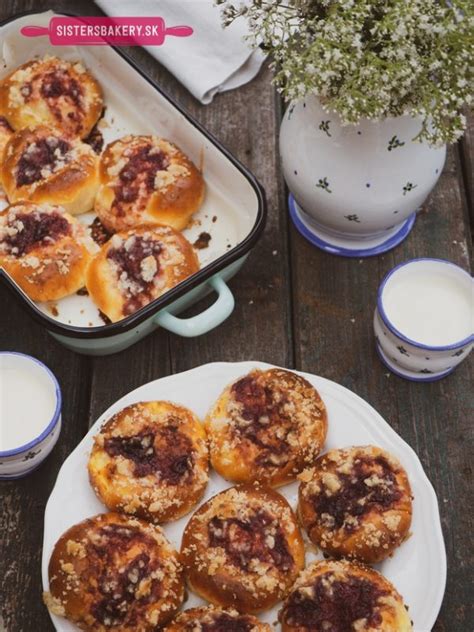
[42,361,446,632]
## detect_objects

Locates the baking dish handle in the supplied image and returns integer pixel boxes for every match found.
[155,276,235,337]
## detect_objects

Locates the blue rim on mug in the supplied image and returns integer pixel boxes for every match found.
[377,258,474,352]
[0,351,62,457]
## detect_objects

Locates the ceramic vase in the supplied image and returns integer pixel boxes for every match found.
[279,96,446,257]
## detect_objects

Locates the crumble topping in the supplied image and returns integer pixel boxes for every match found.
[15,136,71,187]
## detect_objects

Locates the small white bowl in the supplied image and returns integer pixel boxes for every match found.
[0,352,62,478]
[374,259,473,381]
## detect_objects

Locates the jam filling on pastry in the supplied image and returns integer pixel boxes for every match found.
[310,456,403,532]
[86,523,162,626]
[107,234,163,315]
[40,69,82,106]
[281,573,388,631]
[39,69,85,131]
[113,144,170,213]
[89,217,112,246]
[104,424,194,482]
[207,509,294,572]
[185,613,256,632]
[16,136,71,186]
[230,375,294,467]
[2,209,70,256]
[84,124,104,154]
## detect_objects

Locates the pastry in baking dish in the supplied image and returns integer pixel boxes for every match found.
[0,202,92,301]
[164,606,272,631]
[1,125,99,215]
[88,401,209,523]
[205,368,327,487]
[43,512,184,631]
[298,445,413,564]
[86,223,199,321]
[0,116,13,159]
[279,559,413,631]
[181,484,305,613]
[94,134,205,232]
[0,55,103,138]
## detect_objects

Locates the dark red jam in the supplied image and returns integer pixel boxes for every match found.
[193,232,211,249]
[104,424,194,483]
[186,614,255,632]
[207,510,293,572]
[113,145,169,212]
[88,523,161,627]
[89,217,111,246]
[4,211,70,256]
[84,124,104,154]
[230,376,291,467]
[16,137,70,187]
[40,69,82,107]
[312,456,402,531]
[107,235,163,315]
[281,573,387,631]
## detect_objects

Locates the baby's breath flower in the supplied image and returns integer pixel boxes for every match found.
[216,0,473,145]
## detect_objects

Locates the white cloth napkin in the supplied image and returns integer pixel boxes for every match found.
[95,0,265,104]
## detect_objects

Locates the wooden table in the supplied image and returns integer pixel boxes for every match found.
[0,2,472,630]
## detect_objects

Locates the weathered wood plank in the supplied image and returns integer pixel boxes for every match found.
[289,143,473,631]
[167,64,293,373]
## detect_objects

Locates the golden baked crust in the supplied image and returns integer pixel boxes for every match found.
[43,512,184,631]
[94,134,205,232]
[1,125,99,215]
[205,369,327,487]
[0,116,13,160]
[164,606,272,631]
[279,560,413,631]
[181,484,305,613]
[85,223,199,322]
[88,401,209,524]
[0,202,92,301]
[0,56,103,138]
[298,446,413,564]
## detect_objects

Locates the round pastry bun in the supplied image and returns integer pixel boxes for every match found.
[181,484,305,614]
[43,512,184,631]
[1,125,99,215]
[86,223,199,322]
[205,368,327,487]
[94,134,205,232]
[0,55,103,138]
[88,401,209,524]
[279,559,413,631]
[0,115,13,160]
[0,202,92,301]
[164,606,272,631]
[298,445,413,564]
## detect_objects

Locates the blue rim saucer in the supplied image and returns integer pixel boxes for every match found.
[289,194,416,258]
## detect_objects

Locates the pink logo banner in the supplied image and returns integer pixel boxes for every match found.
[21,16,193,46]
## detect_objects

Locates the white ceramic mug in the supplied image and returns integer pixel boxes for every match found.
[374,259,473,381]
[0,352,62,478]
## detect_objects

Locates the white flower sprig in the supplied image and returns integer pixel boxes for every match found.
[217,0,473,145]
